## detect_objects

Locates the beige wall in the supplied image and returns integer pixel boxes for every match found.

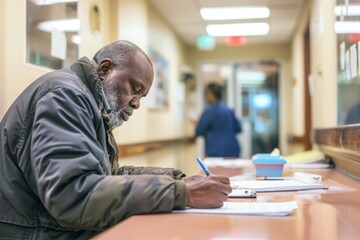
[113,0,150,144]
[2,0,51,118]
[1,0,339,172]
[110,0,197,172]
[289,0,312,153]
[114,0,191,143]
[0,0,197,173]
[0,0,5,118]
[291,30,306,137]
[291,0,337,133]
[0,0,116,118]
[310,0,337,128]
[78,0,117,58]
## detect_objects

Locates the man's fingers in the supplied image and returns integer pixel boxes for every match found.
[209,175,230,184]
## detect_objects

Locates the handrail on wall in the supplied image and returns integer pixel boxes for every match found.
[314,124,360,180]
[118,136,196,157]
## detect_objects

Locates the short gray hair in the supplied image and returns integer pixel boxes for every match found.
[92,40,152,69]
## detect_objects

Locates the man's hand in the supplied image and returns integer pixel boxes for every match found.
[182,175,231,209]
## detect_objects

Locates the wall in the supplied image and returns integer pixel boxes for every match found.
[1,0,50,119]
[6,0,336,171]
[187,44,293,154]
[113,0,197,174]
[114,0,191,143]
[78,0,117,58]
[310,0,337,128]
[0,0,5,118]
[0,0,198,174]
[291,0,337,136]
[0,0,115,118]
[289,0,312,153]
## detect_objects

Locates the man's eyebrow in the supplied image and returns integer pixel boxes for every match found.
[133,79,145,89]
[130,79,146,94]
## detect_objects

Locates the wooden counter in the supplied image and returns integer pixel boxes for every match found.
[93,167,360,240]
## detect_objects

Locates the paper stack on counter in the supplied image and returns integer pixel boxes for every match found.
[284,150,333,169]
[173,201,298,216]
[229,180,328,196]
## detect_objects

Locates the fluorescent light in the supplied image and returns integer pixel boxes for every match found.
[71,35,81,44]
[335,5,360,16]
[200,7,270,20]
[253,94,272,108]
[335,21,360,34]
[37,19,80,32]
[30,0,78,5]
[237,71,266,83]
[206,23,269,37]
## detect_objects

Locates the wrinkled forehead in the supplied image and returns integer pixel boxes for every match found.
[134,52,154,89]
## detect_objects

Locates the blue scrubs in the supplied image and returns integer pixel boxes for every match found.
[195,102,242,157]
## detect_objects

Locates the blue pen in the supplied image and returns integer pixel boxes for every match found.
[196,157,211,176]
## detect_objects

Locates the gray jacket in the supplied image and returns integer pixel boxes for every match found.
[0,57,187,239]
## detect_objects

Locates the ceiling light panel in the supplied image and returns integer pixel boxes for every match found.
[200,7,270,20]
[30,0,78,5]
[335,21,360,34]
[335,5,360,16]
[206,23,270,37]
[37,19,80,32]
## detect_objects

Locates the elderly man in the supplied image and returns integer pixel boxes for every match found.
[0,40,231,239]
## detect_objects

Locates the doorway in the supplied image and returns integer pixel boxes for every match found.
[199,61,280,158]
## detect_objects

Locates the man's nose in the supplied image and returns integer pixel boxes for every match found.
[130,96,140,109]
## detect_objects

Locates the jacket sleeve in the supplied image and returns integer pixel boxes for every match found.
[30,88,187,231]
[232,110,242,133]
[118,166,186,179]
[195,108,213,136]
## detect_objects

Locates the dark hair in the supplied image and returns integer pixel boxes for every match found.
[207,83,223,101]
[92,40,152,69]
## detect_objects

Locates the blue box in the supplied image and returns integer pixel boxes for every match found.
[252,154,287,177]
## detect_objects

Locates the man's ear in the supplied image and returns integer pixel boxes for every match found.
[98,59,113,81]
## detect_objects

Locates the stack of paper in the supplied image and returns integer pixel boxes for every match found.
[229,180,328,197]
[173,201,298,216]
[284,150,332,169]
[203,158,253,168]
[285,150,325,163]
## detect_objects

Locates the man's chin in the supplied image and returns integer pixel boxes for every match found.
[109,119,124,129]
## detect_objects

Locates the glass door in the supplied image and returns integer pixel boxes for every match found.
[233,62,280,156]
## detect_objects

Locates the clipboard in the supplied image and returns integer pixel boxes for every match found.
[229,187,257,198]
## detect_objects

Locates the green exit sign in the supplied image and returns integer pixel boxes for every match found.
[197,35,216,50]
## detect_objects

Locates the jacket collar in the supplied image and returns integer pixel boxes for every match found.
[70,57,112,128]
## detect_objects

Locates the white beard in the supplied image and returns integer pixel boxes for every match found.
[108,108,124,128]
[102,86,124,128]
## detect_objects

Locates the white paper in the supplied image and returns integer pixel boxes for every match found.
[51,29,67,60]
[350,43,357,78]
[203,158,253,168]
[358,41,360,76]
[285,163,332,169]
[173,201,298,216]
[340,41,346,70]
[346,49,351,81]
[230,180,328,193]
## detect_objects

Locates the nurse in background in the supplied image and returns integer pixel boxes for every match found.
[194,82,242,158]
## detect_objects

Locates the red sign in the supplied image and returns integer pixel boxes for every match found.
[348,33,360,43]
[225,36,247,46]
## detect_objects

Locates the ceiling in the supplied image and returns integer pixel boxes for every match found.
[148,0,306,47]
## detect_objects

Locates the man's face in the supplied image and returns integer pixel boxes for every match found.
[99,53,153,128]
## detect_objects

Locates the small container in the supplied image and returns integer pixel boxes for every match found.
[252,154,287,177]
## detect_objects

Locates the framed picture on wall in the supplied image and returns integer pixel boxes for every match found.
[147,48,169,110]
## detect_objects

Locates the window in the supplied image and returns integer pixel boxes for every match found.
[26,0,79,69]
